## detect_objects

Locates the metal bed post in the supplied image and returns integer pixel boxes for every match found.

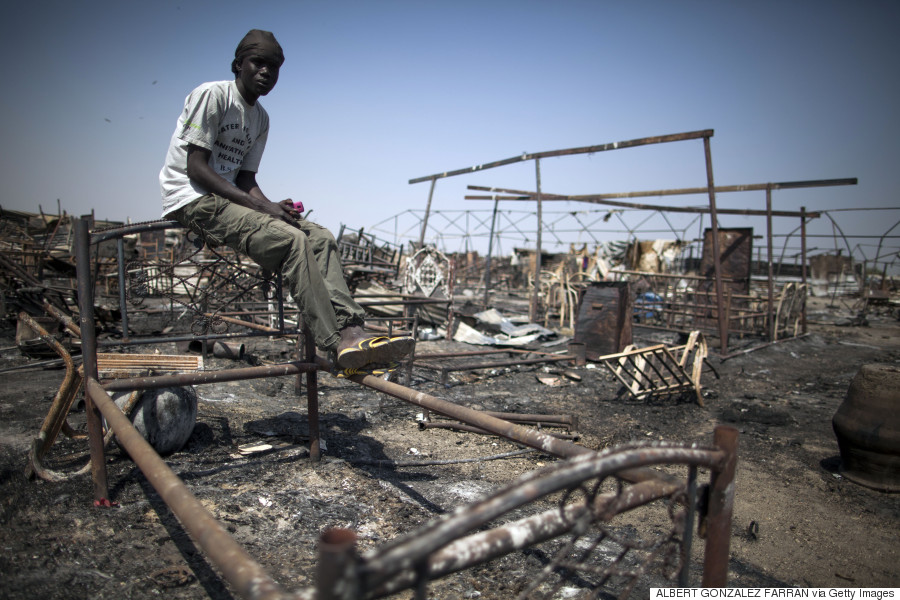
[702,425,739,586]
[74,217,110,504]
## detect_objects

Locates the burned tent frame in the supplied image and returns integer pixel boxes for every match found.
[409,129,857,352]
[469,178,857,346]
[409,131,732,347]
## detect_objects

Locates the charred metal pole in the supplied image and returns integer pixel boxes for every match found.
[317,528,360,600]
[467,178,855,206]
[702,135,729,353]
[102,361,318,393]
[702,425,739,587]
[74,218,109,503]
[420,421,579,441]
[678,465,699,587]
[418,177,437,249]
[117,237,129,339]
[318,355,682,490]
[276,273,286,332]
[319,354,594,458]
[530,158,543,322]
[480,410,576,428]
[304,325,321,462]
[483,198,499,308]
[409,131,714,184]
[766,185,775,341]
[84,378,288,600]
[801,206,808,334]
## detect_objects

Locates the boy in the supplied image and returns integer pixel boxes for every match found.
[159,29,413,373]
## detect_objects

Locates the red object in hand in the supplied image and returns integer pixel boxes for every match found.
[293,201,304,213]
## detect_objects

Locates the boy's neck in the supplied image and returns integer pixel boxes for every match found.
[235,79,258,106]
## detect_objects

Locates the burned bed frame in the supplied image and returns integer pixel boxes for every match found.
[35,218,738,598]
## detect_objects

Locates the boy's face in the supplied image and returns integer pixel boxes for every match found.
[236,54,280,101]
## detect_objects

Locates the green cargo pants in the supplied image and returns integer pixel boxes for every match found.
[169,194,366,351]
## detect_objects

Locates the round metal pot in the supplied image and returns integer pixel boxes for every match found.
[832,364,900,492]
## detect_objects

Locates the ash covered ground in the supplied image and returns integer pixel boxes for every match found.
[1,296,899,599]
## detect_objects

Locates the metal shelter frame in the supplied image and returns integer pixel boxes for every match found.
[409,130,732,348]
[369,206,898,281]
[408,129,862,352]
[466,177,858,344]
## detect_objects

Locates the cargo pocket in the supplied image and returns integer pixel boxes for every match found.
[242,219,297,273]
[181,195,226,248]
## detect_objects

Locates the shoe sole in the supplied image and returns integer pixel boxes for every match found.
[334,362,400,379]
[337,336,415,370]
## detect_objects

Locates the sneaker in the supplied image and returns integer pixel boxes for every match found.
[336,335,415,370]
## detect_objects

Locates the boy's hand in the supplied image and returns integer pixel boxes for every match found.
[278,199,302,220]
[250,198,298,227]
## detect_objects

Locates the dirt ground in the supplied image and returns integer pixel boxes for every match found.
[1,295,898,599]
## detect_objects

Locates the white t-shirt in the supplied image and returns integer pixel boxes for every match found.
[159,80,270,216]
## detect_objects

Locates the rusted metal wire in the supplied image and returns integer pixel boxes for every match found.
[121,240,283,337]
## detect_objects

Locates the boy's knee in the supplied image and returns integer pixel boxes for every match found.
[306,224,337,251]
[244,220,304,270]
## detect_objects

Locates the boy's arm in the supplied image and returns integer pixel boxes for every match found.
[186,144,299,222]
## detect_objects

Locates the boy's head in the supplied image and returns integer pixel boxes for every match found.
[231,29,284,75]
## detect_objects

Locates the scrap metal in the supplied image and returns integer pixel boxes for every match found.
[64,216,739,598]
[335,224,405,291]
[20,312,85,482]
[465,177,858,353]
[96,353,204,378]
[597,331,709,406]
[357,430,737,596]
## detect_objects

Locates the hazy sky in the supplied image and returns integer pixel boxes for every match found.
[2,1,898,264]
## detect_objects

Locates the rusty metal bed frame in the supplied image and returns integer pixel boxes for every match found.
[48,218,737,598]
